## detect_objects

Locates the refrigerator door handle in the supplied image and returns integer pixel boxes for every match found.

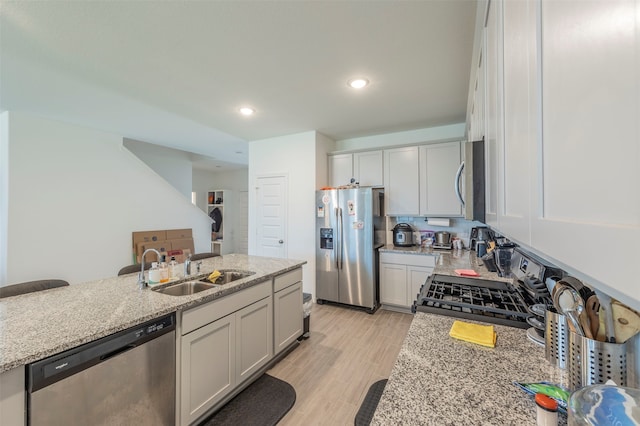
[455,161,465,206]
[335,207,340,269]
[338,207,344,269]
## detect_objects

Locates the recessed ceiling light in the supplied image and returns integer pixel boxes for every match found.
[239,107,255,116]
[348,78,369,89]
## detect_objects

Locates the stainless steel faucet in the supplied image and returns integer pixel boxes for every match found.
[138,248,161,289]
[184,254,192,277]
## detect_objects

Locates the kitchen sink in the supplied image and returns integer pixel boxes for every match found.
[153,281,218,296]
[200,270,255,285]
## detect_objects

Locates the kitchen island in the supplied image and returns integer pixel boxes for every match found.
[0,253,305,372]
[372,248,568,425]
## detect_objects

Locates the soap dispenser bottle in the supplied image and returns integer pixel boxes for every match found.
[148,262,161,286]
[169,256,178,280]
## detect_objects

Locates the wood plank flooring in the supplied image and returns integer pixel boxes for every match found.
[267,303,413,425]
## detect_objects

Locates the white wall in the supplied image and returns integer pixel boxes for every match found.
[123,138,193,199]
[0,114,9,285]
[2,111,212,286]
[336,123,466,151]
[248,131,333,297]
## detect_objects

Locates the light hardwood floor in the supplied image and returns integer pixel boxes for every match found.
[268,303,413,425]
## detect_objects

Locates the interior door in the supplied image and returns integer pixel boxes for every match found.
[255,176,287,258]
[237,191,249,254]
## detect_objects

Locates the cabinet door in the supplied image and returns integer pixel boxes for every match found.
[379,263,408,307]
[484,0,502,228]
[236,297,273,383]
[181,314,235,426]
[499,0,536,245]
[532,0,640,306]
[274,282,303,354]
[384,146,420,215]
[419,142,463,216]
[328,154,353,187]
[354,150,383,187]
[407,266,433,306]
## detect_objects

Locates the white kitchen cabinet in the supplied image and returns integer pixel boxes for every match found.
[483,0,502,229]
[328,150,383,187]
[530,0,640,305]
[379,252,435,311]
[418,141,463,216]
[354,150,383,186]
[179,280,272,425]
[236,297,273,383]
[384,146,420,216]
[498,0,536,245]
[328,153,353,187]
[273,268,303,354]
[180,313,235,426]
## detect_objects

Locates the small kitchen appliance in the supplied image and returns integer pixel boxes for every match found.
[469,226,492,251]
[392,223,414,247]
[432,231,453,250]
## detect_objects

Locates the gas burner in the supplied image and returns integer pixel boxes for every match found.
[412,274,532,328]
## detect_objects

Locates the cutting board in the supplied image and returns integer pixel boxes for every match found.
[596,301,640,343]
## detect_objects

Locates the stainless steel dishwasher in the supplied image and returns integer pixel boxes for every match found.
[28,313,176,426]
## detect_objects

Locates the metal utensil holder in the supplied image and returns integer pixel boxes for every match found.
[545,310,569,369]
[568,331,628,390]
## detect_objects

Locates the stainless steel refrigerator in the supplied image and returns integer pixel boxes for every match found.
[316,187,384,313]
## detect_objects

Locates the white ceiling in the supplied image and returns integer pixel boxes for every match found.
[0,1,477,170]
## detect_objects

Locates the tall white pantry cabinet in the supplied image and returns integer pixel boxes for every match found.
[474,0,640,308]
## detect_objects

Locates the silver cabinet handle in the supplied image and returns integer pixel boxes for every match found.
[455,161,465,206]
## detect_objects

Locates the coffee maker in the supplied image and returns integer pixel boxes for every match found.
[469,226,493,251]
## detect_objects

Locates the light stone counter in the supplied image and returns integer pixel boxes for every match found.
[0,254,306,372]
[371,312,569,425]
[373,248,568,425]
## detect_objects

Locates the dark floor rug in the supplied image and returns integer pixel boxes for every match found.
[198,374,296,426]
[354,379,388,426]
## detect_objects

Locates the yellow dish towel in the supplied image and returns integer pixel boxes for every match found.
[449,320,497,348]
[208,270,221,282]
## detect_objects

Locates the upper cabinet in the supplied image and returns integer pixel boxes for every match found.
[384,146,420,216]
[475,0,640,308]
[328,150,383,187]
[419,142,463,216]
[531,0,640,305]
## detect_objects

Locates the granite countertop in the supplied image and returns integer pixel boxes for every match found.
[371,312,569,425]
[0,254,306,373]
[372,248,568,425]
[380,244,512,282]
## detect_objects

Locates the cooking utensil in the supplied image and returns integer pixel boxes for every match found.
[579,310,593,339]
[596,290,616,343]
[585,295,600,339]
[611,301,640,343]
[435,231,451,245]
[554,284,585,336]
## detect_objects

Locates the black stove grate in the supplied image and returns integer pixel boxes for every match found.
[412,274,531,329]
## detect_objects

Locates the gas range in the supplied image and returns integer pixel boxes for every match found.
[412,274,534,328]
[411,247,564,329]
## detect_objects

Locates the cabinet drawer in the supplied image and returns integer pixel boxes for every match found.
[181,280,270,335]
[379,252,436,268]
[273,268,302,292]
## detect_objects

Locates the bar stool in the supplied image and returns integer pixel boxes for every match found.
[0,279,70,299]
[118,262,152,276]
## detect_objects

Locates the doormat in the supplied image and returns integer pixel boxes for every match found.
[354,379,388,426]
[198,374,296,426]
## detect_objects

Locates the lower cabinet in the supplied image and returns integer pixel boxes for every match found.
[179,280,273,426]
[380,252,436,310]
[273,268,303,355]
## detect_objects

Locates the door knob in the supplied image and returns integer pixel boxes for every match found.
[279,240,284,244]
